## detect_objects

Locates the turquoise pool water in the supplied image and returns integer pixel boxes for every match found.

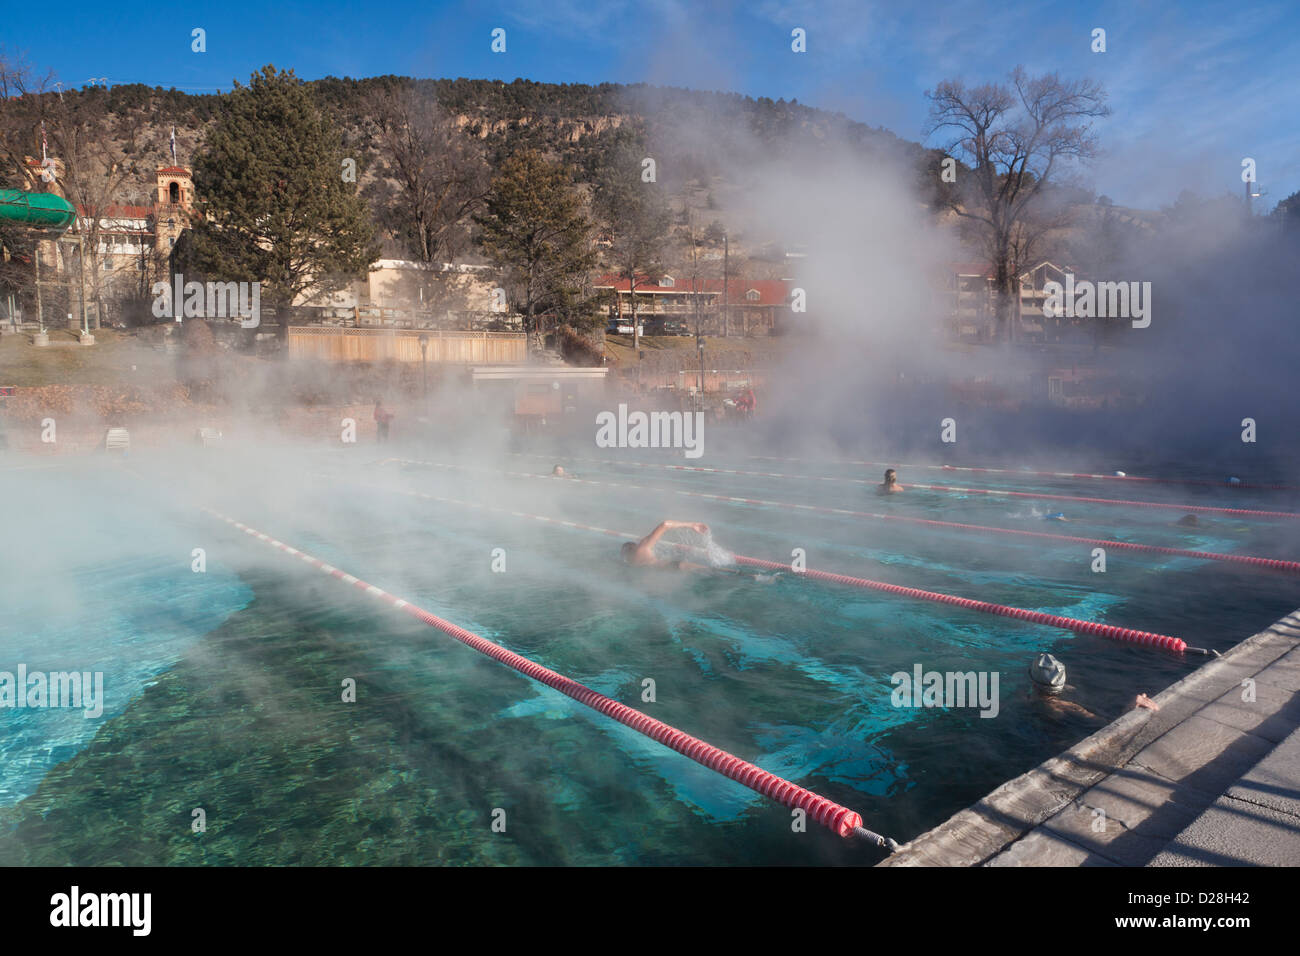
[0,465,251,807]
[0,446,1296,865]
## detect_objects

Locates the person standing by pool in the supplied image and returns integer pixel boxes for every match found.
[374,399,394,443]
[878,468,904,493]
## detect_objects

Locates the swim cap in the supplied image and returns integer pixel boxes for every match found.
[1227,477,1241,485]
[1029,653,1067,694]
[1114,471,1126,477]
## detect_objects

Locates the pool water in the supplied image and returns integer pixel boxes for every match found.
[1,446,1297,865]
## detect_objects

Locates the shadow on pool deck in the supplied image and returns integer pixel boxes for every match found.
[879,609,1300,867]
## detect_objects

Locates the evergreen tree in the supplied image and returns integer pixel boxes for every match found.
[474,149,595,352]
[182,65,376,340]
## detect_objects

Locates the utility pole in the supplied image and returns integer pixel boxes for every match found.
[78,234,88,335]
[34,245,44,332]
[1245,179,1263,216]
[697,337,705,410]
[722,233,728,338]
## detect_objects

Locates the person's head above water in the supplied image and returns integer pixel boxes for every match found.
[552,465,566,477]
[1029,653,1067,696]
[879,468,904,492]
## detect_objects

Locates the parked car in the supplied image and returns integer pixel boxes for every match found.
[606,318,644,335]
[648,317,690,335]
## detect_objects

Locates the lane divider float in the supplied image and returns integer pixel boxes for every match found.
[352,468,1200,655]
[403,458,1300,576]
[747,456,1300,492]
[507,453,1300,521]
[202,506,897,850]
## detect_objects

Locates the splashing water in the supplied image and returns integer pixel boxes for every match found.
[661,528,735,568]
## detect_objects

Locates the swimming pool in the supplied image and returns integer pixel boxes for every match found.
[1,443,1297,865]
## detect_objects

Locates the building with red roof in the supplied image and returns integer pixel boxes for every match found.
[592,273,793,335]
[15,157,196,328]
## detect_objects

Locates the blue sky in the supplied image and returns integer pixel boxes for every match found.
[7,0,1296,210]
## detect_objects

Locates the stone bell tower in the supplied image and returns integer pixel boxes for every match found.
[155,164,194,255]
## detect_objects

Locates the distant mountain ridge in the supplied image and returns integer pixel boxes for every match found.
[39,76,931,207]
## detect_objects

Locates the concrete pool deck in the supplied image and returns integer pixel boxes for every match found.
[879,609,1300,867]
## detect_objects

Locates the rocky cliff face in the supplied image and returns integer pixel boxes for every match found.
[453,113,633,142]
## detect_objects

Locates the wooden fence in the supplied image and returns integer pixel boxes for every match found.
[287,327,527,364]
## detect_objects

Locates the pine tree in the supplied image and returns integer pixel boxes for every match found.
[474,149,595,352]
[182,65,376,340]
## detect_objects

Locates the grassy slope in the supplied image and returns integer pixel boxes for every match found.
[603,333,787,369]
[0,329,179,388]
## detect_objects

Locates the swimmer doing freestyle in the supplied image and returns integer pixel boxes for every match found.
[621,521,784,581]
[621,520,713,570]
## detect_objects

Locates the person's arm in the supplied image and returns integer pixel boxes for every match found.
[638,520,708,552]
[1047,697,1100,721]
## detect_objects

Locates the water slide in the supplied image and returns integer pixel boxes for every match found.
[0,188,76,233]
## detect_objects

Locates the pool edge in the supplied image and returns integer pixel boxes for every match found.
[878,607,1300,866]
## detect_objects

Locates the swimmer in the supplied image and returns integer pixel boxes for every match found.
[1028,653,1160,720]
[878,468,904,493]
[619,521,774,580]
[552,465,567,477]
[1044,512,1068,522]
[1176,513,1199,527]
[621,520,712,569]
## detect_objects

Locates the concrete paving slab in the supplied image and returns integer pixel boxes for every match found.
[1251,648,1300,690]
[1035,765,1210,865]
[1196,683,1300,744]
[1127,715,1273,797]
[986,828,1116,867]
[1225,727,1300,818]
[1149,796,1300,866]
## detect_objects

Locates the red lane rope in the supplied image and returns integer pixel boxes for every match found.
[507,453,1300,521]
[731,554,1188,654]
[413,459,1300,576]
[202,507,879,843]
[359,470,1190,654]
[904,482,1300,519]
[748,456,1300,492]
